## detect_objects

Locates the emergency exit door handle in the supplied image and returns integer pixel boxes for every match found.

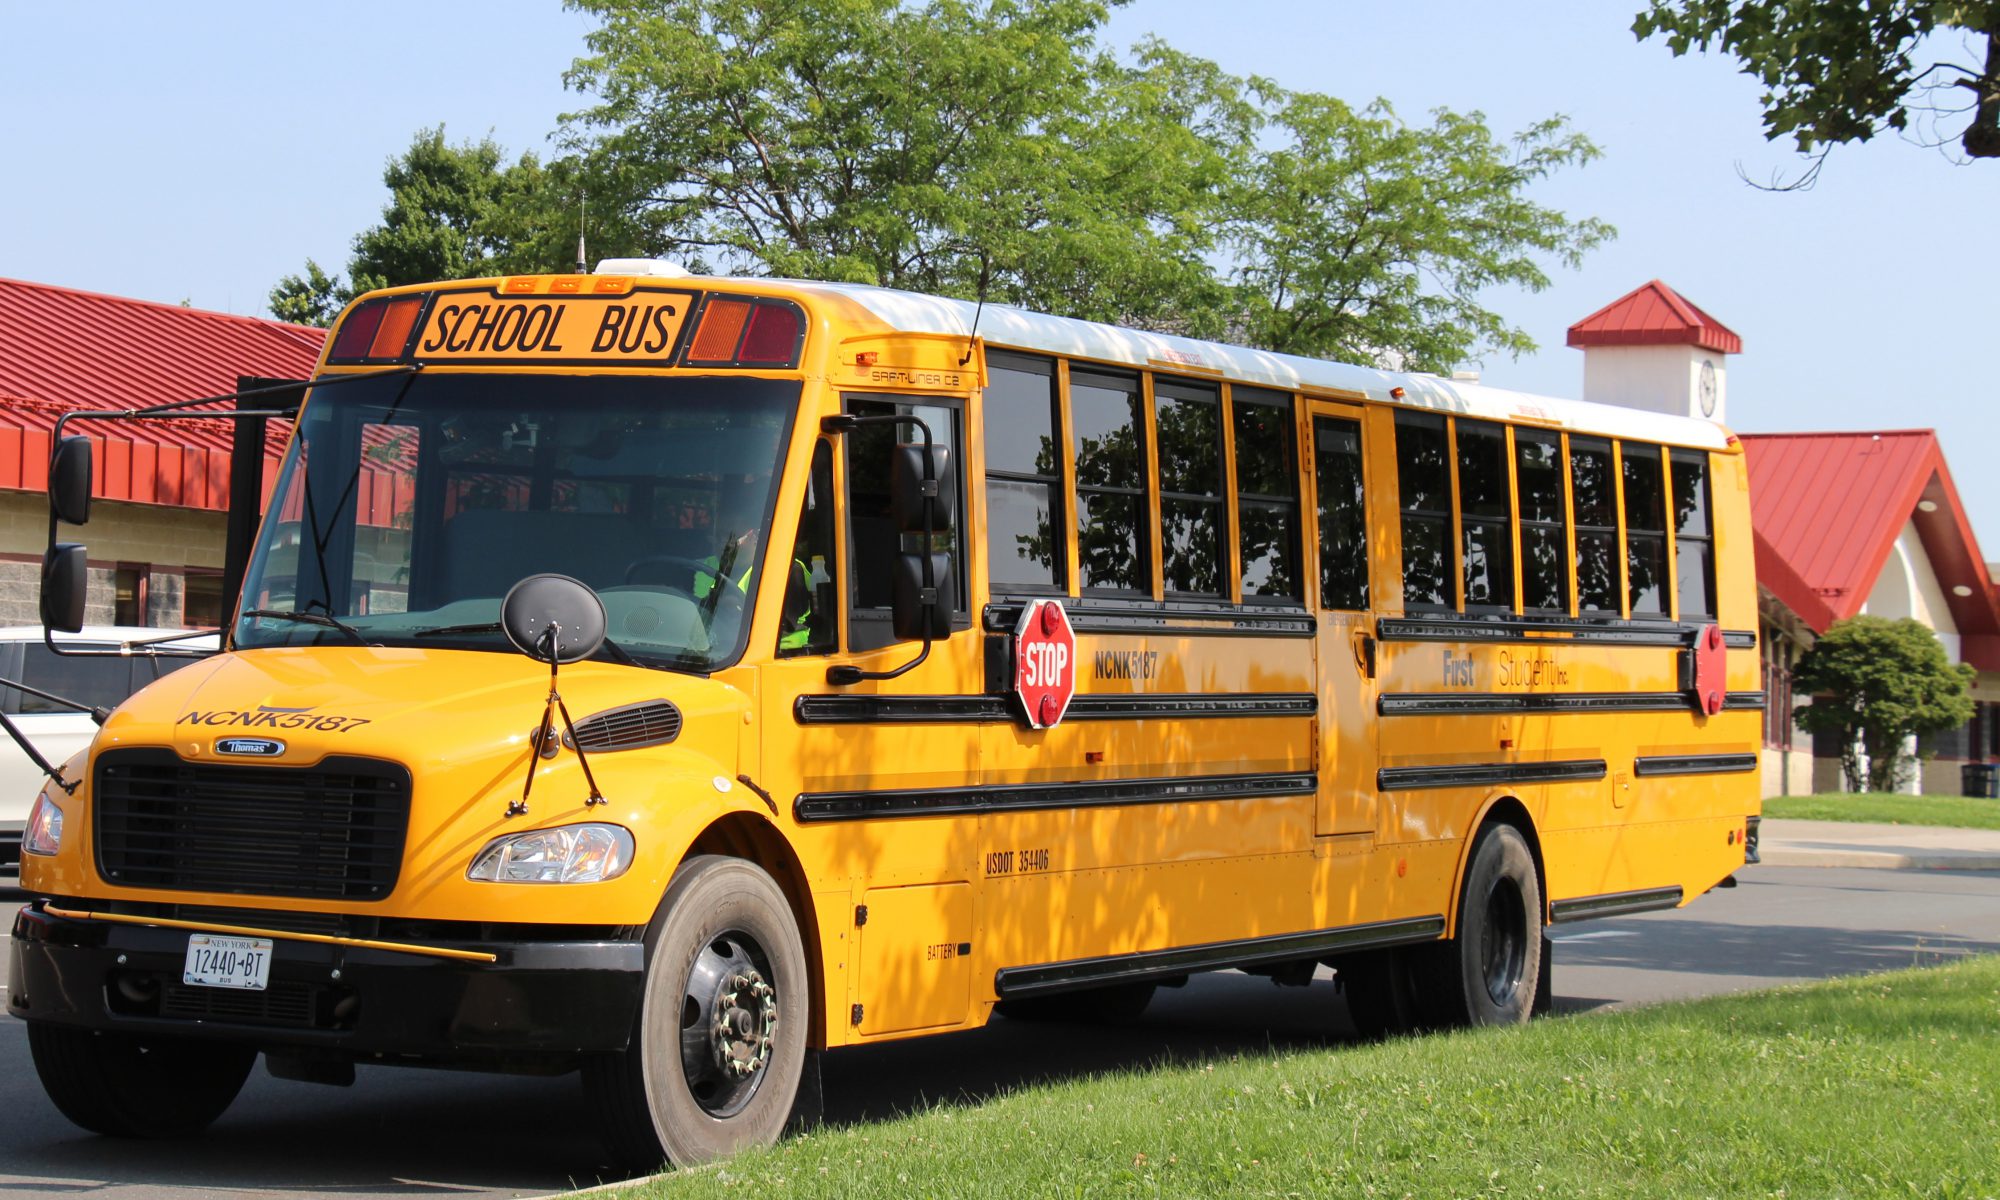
[1352,630,1377,680]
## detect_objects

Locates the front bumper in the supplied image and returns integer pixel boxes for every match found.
[8,900,644,1067]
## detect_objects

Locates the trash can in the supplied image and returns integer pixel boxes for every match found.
[1963,762,1999,798]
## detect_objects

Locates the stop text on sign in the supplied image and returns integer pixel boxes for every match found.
[1020,640,1068,687]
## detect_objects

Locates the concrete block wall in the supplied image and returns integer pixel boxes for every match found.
[0,490,228,630]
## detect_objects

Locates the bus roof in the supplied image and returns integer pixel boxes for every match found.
[782,279,1733,452]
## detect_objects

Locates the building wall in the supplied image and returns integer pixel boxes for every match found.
[0,489,227,628]
[1580,343,1726,424]
[1863,519,1960,659]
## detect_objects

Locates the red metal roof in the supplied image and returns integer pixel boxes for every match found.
[1567,279,1743,354]
[1743,430,2000,668]
[0,277,323,510]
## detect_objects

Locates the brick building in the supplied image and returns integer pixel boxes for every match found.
[0,278,323,628]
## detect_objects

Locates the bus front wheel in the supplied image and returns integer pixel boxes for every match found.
[27,1023,255,1138]
[584,855,809,1173]
[1435,822,1543,1027]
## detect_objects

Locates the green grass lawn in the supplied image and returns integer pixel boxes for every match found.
[610,955,2000,1199]
[1764,791,2000,831]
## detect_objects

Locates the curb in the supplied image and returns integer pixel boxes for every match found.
[1758,846,2000,871]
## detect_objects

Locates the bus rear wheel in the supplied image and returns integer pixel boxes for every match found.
[1434,822,1543,1027]
[584,855,809,1174]
[27,1023,255,1138]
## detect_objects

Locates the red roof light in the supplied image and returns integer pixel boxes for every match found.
[739,303,801,365]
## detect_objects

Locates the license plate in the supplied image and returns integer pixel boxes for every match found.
[182,934,274,991]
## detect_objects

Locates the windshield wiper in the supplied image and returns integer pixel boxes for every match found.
[241,609,370,645]
[413,622,646,668]
[412,621,503,638]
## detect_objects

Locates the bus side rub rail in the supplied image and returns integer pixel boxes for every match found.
[1376,759,1607,791]
[1376,617,1756,649]
[982,600,1315,639]
[994,915,1448,999]
[1548,886,1685,924]
[1632,753,1760,776]
[1379,690,1765,716]
[793,770,1316,822]
[794,692,1316,725]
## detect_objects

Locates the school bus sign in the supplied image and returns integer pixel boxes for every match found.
[1014,599,1075,728]
[412,289,698,362]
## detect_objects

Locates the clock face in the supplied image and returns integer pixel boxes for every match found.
[1698,359,1717,417]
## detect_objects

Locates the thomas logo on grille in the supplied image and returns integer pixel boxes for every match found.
[215,738,286,757]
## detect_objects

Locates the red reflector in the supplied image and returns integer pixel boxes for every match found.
[330,300,387,359]
[368,297,423,359]
[690,299,752,361]
[740,304,801,364]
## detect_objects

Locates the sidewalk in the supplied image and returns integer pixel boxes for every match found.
[1759,818,2000,871]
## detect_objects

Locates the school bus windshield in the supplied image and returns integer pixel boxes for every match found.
[234,371,800,671]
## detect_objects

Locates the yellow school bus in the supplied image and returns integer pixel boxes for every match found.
[10,263,1759,1168]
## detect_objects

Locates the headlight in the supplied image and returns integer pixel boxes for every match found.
[23,791,63,857]
[467,823,634,884]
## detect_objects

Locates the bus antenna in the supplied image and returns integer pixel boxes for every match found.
[958,254,992,367]
[575,190,588,274]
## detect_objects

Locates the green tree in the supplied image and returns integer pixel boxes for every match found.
[1634,1,2000,177]
[558,0,1609,367]
[557,0,1243,331]
[1791,615,1976,792]
[268,127,601,325]
[1225,96,1612,371]
[268,258,346,327]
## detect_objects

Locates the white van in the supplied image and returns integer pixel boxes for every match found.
[0,626,216,881]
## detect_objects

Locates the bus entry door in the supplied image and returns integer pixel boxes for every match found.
[1311,406,1380,838]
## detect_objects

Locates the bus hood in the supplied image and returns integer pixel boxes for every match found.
[93,645,747,781]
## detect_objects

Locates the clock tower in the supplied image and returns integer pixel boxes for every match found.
[1568,280,1740,425]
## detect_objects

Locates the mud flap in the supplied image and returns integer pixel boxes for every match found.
[1532,932,1554,1017]
[786,1047,824,1133]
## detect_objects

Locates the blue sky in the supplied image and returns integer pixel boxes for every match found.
[4,1,1994,540]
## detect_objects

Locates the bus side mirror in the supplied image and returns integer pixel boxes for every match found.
[889,444,955,535]
[50,436,93,526]
[41,544,87,633]
[892,552,955,641]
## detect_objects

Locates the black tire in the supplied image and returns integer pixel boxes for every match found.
[995,981,1157,1025]
[27,1023,254,1138]
[1433,822,1544,1027]
[583,855,809,1174]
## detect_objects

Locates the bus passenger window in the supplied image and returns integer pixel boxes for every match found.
[1395,411,1453,608]
[1622,443,1669,616]
[777,441,837,657]
[983,353,1064,593]
[1235,388,1301,601]
[1515,430,1568,613]
[1070,370,1150,594]
[1671,450,1716,619]
[1155,379,1225,597]
[1313,416,1368,610]
[1570,437,1619,613]
[1456,420,1513,611]
[843,396,964,651]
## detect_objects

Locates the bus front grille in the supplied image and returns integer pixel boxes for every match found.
[93,749,411,901]
[160,979,322,1028]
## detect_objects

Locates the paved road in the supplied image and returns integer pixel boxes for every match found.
[3,865,1997,1199]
